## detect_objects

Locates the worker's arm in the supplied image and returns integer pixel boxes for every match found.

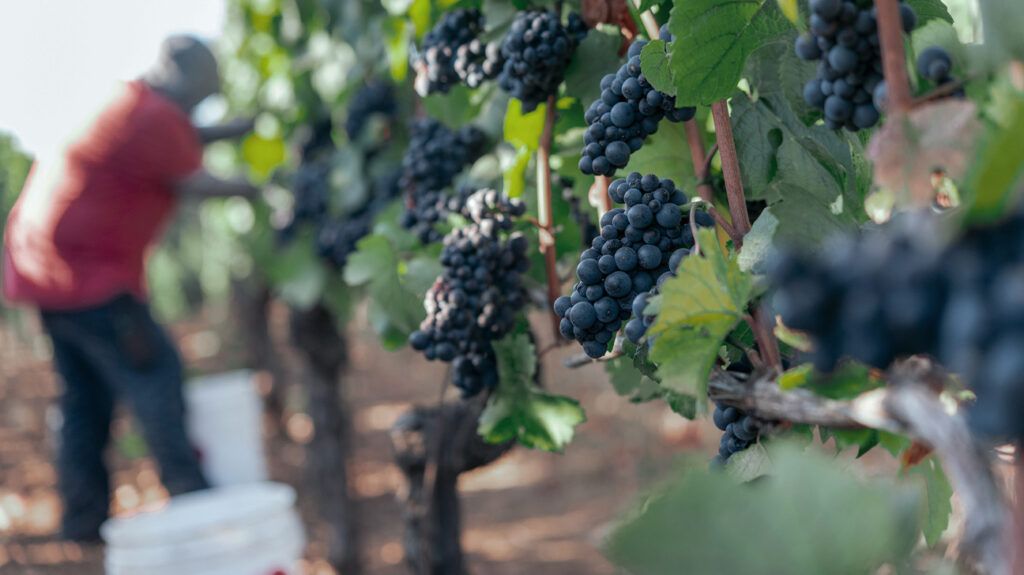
[174,169,260,198]
[195,117,255,144]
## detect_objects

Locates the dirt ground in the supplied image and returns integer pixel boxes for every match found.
[0,303,720,575]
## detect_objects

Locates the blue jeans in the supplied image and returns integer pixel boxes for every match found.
[40,294,208,540]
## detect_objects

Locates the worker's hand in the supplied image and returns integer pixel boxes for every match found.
[196,116,257,144]
[220,116,256,138]
[175,169,261,198]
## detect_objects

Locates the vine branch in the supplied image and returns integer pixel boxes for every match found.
[710,101,751,240]
[538,95,562,340]
[874,0,913,114]
[709,360,1011,575]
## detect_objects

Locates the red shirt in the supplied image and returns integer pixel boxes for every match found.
[3,81,202,310]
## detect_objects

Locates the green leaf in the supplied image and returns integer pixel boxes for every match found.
[626,121,698,187]
[503,98,547,152]
[478,334,587,452]
[607,443,922,575]
[904,0,954,26]
[979,0,1024,64]
[277,260,327,310]
[906,456,953,547]
[565,28,623,109]
[964,93,1024,224]
[725,442,771,481]
[666,0,792,105]
[386,18,410,82]
[777,363,814,390]
[343,234,394,286]
[730,88,866,235]
[806,362,881,400]
[640,40,675,96]
[737,208,778,273]
[423,84,479,127]
[649,228,754,397]
[503,146,532,200]
[344,233,425,345]
[820,427,880,457]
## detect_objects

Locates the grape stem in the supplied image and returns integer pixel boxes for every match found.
[874,0,913,114]
[564,334,626,368]
[912,77,969,107]
[537,94,562,340]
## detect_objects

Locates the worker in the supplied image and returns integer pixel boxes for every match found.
[2,35,258,542]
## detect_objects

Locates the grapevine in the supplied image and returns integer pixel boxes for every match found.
[212,0,1024,572]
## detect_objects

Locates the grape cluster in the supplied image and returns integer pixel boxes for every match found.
[455,39,504,89]
[399,119,488,243]
[916,46,964,98]
[414,9,484,95]
[937,210,1024,439]
[712,403,762,465]
[286,162,330,229]
[795,0,917,131]
[767,213,946,372]
[553,173,702,358]
[313,171,402,268]
[497,11,588,112]
[623,244,697,344]
[344,81,396,141]
[579,35,696,176]
[768,209,1024,441]
[408,190,531,396]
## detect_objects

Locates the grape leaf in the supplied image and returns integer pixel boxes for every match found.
[479,334,586,452]
[565,27,623,110]
[343,234,393,286]
[241,134,288,181]
[640,40,675,97]
[725,442,771,481]
[649,228,754,398]
[343,234,426,347]
[607,443,922,575]
[666,0,792,105]
[503,98,547,152]
[964,94,1024,224]
[904,0,954,26]
[737,206,779,274]
[625,121,698,186]
[905,456,953,547]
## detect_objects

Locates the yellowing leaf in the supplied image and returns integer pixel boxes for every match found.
[241,134,287,181]
[776,0,800,24]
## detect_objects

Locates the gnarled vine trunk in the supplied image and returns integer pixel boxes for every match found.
[231,279,287,424]
[390,394,514,575]
[289,303,362,575]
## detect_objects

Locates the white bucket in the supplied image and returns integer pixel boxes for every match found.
[101,482,305,575]
[185,370,268,486]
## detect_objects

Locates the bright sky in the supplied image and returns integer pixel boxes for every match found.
[0,1,226,156]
